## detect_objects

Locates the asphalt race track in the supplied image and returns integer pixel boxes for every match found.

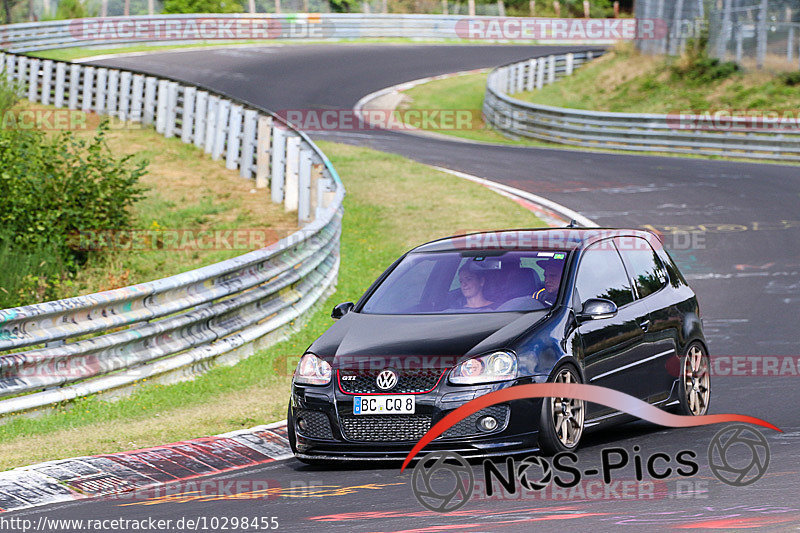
[18,44,797,531]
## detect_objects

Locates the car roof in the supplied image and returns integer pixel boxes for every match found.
[409,227,662,253]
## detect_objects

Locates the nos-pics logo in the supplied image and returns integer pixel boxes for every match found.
[411,424,770,513]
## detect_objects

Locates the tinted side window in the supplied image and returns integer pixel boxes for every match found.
[575,242,634,308]
[616,237,667,299]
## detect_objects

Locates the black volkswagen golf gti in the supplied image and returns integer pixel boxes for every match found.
[288,228,710,462]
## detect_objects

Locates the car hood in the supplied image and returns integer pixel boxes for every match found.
[308,311,548,369]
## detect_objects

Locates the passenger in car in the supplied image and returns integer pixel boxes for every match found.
[457,265,496,310]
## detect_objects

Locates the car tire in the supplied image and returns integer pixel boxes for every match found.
[676,342,711,416]
[538,363,585,456]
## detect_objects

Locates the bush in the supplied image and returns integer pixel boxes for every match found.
[780,71,800,87]
[670,31,740,85]
[163,0,245,14]
[0,80,148,307]
[0,122,148,253]
[55,0,89,19]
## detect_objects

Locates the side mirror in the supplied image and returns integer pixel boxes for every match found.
[578,298,618,321]
[331,302,354,320]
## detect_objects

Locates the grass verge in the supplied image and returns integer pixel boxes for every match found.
[396,54,800,165]
[513,45,800,113]
[29,104,297,299]
[0,141,544,470]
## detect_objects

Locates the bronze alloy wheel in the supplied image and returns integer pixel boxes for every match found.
[681,344,711,416]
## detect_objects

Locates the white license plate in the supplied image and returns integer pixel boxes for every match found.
[353,395,415,415]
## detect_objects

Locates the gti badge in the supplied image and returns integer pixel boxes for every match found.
[376,369,398,391]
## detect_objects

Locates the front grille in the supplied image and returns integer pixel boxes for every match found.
[338,369,444,394]
[339,415,432,442]
[441,405,510,438]
[295,409,333,440]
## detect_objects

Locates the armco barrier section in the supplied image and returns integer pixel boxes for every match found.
[1,14,494,52]
[0,50,344,416]
[483,52,800,162]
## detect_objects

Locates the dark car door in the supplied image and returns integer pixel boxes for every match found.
[574,240,651,414]
[615,236,677,402]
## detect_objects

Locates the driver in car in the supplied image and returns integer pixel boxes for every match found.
[534,261,563,306]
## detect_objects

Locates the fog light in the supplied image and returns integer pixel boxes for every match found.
[477,416,498,432]
[297,417,307,433]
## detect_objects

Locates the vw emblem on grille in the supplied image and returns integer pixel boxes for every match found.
[376,369,398,391]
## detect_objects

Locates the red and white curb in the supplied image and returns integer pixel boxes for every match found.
[0,420,290,513]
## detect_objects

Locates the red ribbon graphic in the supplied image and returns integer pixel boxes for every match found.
[401,383,781,471]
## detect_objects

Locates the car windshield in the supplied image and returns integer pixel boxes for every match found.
[360,250,568,314]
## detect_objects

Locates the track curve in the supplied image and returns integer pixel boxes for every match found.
[20,44,797,531]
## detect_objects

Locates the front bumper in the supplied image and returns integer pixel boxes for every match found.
[290,375,548,460]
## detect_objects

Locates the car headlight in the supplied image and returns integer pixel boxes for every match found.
[449,351,517,385]
[294,353,332,386]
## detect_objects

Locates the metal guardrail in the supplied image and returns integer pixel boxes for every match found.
[483,51,800,162]
[0,14,621,53]
[0,49,345,416]
[0,14,469,52]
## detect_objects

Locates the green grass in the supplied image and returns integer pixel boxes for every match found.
[514,46,800,113]
[51,109,298,297]
[0,141,544,470]
[396,71,534,145]
[396,56,800,165]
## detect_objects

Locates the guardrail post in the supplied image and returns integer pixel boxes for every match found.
[547,55,555,84]
[4,55,15,83]
[155,79,168,133]
[212,99,230,160]
[298,149,313,223]
[106,70,119,117]
[204,95,218,153]
[256,116,272,189]
[536,58,545,89]
[27,58,39,102]
[526,59,536,91]
[54,62,66,107]
[310,162,321,216]
[81,65,94,112]
[735,27,743,63]
[119,71,132,121]
[143,77,156,125]
[164,81,179,137]
[515,64,524,93]
[130,74,144,122]
[240,109,257,179]
[270,126,286,203]
[181,86,196,144]
[94,68,107,113]
[16,55,27,86]
[41,60,53,105]
[68,63,81,110]
[226,104,243,170]
[194,91,207,147]
[284,136,301,212]
[565,53,574,76]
